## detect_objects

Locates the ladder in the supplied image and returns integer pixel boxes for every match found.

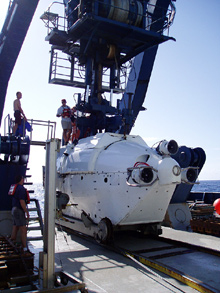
[24,172,44,242]
[27,198,44,241]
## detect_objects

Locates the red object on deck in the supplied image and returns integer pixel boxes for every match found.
[213,199,220,215]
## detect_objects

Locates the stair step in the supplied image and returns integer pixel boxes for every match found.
[28,226,42,231]
[24,182,33,185]
[29,217,40,221]
[27,236,43,241]
[26,197,44,243]
[28,190,35,194]
[28,208,38,212]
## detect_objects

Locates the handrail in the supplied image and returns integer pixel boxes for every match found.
[40,1,67,34]
[4,115,56,145]
[40,0,175,35]
[28,119,56,141]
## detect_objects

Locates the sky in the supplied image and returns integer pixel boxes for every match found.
[0,0,220,183]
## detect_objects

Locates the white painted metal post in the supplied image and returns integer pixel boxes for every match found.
[43,139,60,289]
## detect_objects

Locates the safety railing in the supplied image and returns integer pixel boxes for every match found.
[4,115,56,146]
[40,1,67,35]
[28,119,56,145]
[41,0,175,35]
[48,47,125,93]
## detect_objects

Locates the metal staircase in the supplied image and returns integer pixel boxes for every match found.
[27,198,44,241]
[24,171,44,242]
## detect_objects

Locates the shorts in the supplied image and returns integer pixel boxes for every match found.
[14,110,22,125]
[12,207,27,226]
[61,120,72,130]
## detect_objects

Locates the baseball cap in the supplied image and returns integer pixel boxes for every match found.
[61,99,66,103]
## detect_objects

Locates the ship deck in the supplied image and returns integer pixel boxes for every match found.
[28,226,220,292]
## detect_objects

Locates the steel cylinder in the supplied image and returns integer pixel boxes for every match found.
[99,0,143,27]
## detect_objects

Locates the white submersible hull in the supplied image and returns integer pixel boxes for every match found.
[56,133,189,239]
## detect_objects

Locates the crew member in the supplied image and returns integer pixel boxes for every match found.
[13,91,27,135]
[57,99,72,145]
[9,174,30,252]
[70,106,80,143]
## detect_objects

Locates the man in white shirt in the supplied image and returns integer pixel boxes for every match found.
[56,99,72,145]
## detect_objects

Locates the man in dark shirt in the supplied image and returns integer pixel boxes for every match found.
[10,175,29,252]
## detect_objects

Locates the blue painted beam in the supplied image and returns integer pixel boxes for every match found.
[119,0,173,134]
[0,0,39,125]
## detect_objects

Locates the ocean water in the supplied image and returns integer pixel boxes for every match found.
[32,183,44,198]
[191,180,220,193]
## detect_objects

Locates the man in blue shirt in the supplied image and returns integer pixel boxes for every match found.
[10,175,29,252]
